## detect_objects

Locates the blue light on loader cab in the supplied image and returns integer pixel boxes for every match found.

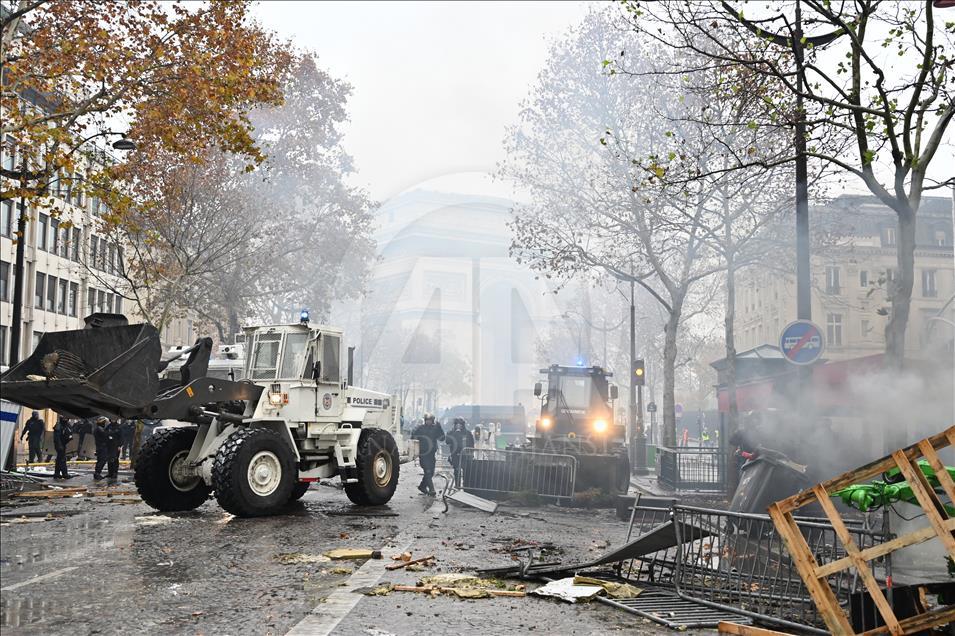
[576,357,585,367]
[300,309,310,325]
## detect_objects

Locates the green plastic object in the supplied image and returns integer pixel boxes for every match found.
[833,460,955,517]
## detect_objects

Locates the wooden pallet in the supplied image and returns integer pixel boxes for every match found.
[768,425,955,635]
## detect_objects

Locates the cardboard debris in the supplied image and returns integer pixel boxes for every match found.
[529,577,603,603]
[323,548,383,560]
[573,575,642,599]
[275,552,331,565]
[361,583,394,596]
[391,552,413,562]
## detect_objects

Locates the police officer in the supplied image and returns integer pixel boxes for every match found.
[20,411,45,464]
[119,419,135,460]
[52,416,73,479]
[445,417,474,488]
[93,417,122,481]
[411,414,445,496]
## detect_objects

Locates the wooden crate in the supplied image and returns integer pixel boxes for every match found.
[768,425,955,635]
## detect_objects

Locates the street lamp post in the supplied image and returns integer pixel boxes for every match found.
[8,156,28,366]
[630,278,648,475]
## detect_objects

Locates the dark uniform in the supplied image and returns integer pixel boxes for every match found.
[53,417,74,479]
[94,418,122,480]
[21,412,45,463]
[412,415,445,495]
[119,419,135,459]
[445,418,474,488]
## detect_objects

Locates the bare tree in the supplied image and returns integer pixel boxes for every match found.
[623,0,955,368]
[502,10,730,446]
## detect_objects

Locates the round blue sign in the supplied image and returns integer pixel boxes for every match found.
[779,320,825,365]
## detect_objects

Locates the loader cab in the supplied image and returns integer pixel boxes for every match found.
[244,324,341,384]
[535,365,621,442]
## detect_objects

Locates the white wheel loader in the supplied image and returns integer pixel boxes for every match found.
[0,314,414,517]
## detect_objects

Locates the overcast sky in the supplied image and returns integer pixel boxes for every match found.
[252,1,594,203]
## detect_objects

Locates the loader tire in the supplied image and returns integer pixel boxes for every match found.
[135,427,210,512]
[212,427,296,517]
[345,428,399,506]
[289,482,310,502]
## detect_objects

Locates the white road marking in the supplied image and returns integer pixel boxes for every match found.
[0,566,78,592]
[285,528,416,636]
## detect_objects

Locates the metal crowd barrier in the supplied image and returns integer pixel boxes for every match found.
[619,504,887,633]
[460,448,577,501]
[657,447,726,492]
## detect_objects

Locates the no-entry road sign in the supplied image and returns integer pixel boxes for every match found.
[780,320,825,365]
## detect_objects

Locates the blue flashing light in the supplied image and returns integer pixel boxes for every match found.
[300,309,310,324]
[576,358,584,367]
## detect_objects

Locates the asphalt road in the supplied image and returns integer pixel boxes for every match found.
[1,465,686,635]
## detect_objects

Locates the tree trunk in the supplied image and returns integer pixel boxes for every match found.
[661,303,682,448]
[885,210,916,370]
[227,306,240,341]
[723,254,740,494]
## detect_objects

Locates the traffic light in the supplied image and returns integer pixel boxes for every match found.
[633,359,645,386]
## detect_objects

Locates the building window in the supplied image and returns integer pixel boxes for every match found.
[68,282,78,317]
[827,313,843,346]
[97,289,105,313]
[108,244,116,274]
[0,260,9,301]
[32,331,43,352]
[935,230,949,247]
[115,294,123,314]
[1,200,12,237]
[859,270,868,288]
[98,237,108,270]
[861,319,871,338]
[47,275,57,312]
[58,224,69,258]
[35,272,45,309]
[1,141,14,171]
[87,287,96,315]
[922,269,937,298]
[91,196,100,216]
[71,227,81,261]
[882,227,896,246]
[57,279,67,314]
[90,235,99,269]
[48,217,59,255]
[116,245,124,274]
[38,213,49,251]
[0,325,6,363]
[73,174,84,207]
[825,266,841,294]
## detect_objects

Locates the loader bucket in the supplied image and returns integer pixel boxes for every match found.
[0,323,162,420]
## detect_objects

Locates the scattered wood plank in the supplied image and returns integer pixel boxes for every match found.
[385,555,435,571]
[718,622,791,635]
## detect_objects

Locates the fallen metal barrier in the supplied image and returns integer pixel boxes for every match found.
[460,448,577,501]
[619,504,886,633]
[657,446,726,491]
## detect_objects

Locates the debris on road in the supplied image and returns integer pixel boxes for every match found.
[385,555,435,571]
[135,514,175,526]
[324,548,383,560]
[529,577,603,603]
[275,552,331,565]
[573,575,642,599]
[359,583,395,596]
[445,489,498,513]
[327,566,354,575]
[390,551,412,562]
